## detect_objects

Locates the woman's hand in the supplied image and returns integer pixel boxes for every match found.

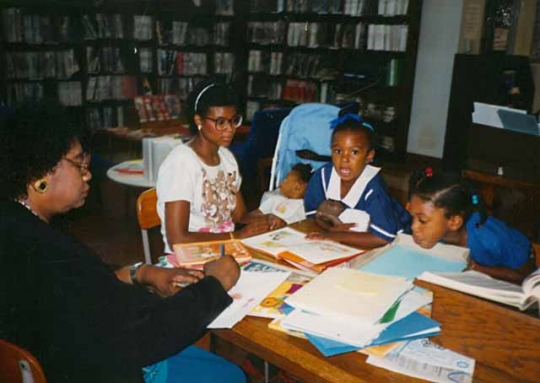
[138,266,204,297]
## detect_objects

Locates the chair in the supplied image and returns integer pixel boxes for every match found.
[136,188,160,264]
[0,338,47,383]
[230,108,291,196]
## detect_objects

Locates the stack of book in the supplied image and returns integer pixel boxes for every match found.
[275,268,440,356]
[242,227,364,274]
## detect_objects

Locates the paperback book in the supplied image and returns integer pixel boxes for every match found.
[169,239,252,270]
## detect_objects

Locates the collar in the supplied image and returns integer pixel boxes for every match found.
[325,165,380,207]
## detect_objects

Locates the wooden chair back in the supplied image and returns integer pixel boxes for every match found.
[533,242,540,267]
[0,338,47,383]
[136,188,161,264]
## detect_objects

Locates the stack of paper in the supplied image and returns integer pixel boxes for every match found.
[242,227,364,273]
[278,268,414,348]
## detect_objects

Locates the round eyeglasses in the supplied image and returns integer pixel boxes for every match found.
[64,153,91,177]
[204,115,243,131]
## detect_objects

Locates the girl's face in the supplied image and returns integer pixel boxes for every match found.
[195,105,238,147]
[331,129,374,184]
[407,195,461,249]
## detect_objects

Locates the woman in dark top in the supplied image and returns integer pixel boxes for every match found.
[0,101,245,383]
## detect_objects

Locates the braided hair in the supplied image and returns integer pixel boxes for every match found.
[408,168,487,226]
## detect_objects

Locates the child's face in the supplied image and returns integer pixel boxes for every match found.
[407,195,460,249]
[331,130,375,184]
[279,170,306,199]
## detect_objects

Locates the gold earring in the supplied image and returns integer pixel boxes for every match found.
[34,179,48,194]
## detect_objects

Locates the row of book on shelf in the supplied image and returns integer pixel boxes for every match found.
[5,50,79,80]
[86,75,137,102]
[86,105,126,132]
[248,21,407,51]
[249,0,409,15]
[249,52,331,79]
[155,51,209,76]
[161,229,486,380]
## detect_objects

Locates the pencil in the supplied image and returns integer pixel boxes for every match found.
[220,243,225,258]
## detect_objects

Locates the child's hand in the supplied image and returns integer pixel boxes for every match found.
[328,222,357,232]
[267,214,286,230]
[305,231,326,241]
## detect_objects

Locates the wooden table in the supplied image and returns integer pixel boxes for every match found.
[212,221,540,382]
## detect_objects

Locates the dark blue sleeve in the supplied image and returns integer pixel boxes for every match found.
[467,215,531,268]
[304,168,326,217]
[363,186,411,242]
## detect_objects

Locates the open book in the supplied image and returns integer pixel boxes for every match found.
[417,269,540,313]
[241,227,364,272]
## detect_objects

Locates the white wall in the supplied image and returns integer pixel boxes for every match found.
[406,0,464,158]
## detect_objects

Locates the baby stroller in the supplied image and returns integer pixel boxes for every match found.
[268,102,341,191]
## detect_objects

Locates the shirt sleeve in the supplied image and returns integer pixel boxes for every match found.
[304,168,326,217]
[467,216,531,268]
[157,146,198,204]
[364,189,410,242]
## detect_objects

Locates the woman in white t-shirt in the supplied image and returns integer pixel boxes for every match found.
[157,81,280,253]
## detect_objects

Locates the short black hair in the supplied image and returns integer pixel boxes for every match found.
[0,99,83,201]
[186,79,239,135]
[290,163,313,184]
[408,169,486,224]
[331,114,377,150]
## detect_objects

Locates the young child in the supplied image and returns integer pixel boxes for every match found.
[407,169,535,283]
[304,113,410,248]
[255,163,313,227]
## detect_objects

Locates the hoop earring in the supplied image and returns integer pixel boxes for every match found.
[34,179,48,194]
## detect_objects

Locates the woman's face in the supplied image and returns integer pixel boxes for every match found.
[407,195,451,249]
[331,129,375,184]
[196,106,239,147]
[45,141,92,214]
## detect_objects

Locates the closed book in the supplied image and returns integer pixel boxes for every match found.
[171,239,252,270]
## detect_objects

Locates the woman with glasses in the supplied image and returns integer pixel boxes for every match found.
[0,100,245,383]
[157,81,283,252]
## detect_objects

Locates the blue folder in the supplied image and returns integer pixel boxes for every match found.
[497,109,540,136]
[306,312,441,357]
[359,245,466,280]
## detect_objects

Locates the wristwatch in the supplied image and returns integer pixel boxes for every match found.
[130,262,144,286]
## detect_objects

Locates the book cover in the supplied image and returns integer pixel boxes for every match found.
[171,239,252,269]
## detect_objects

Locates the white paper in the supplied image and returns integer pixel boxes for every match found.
[281,309,386,348]
[367,339,475,383]
[339,208,370,232]
[285,268,412,324]
[207,270,290,329]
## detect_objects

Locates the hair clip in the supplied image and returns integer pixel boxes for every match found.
[471,194,479,205]
[329,113,369,130]
[425,167,433,178]
[194,83,216,112]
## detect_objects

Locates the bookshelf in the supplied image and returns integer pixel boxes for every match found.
[243,0,423,160]
[0,0,242,133]
[1,0,422,159]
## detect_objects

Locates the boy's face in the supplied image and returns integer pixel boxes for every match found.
[280,170,306,199]
[407,196,460,249]
[331,130,375,184]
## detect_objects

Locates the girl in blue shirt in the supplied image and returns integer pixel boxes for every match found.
[407,169,535,283]
[304,114,410,249]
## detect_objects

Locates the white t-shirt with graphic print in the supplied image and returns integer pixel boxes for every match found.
[157,144,241,253]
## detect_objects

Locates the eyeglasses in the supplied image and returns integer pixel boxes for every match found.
[64,153,91,177]
[204,115,243,131]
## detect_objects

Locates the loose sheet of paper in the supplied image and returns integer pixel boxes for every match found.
[208,270,290,329]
